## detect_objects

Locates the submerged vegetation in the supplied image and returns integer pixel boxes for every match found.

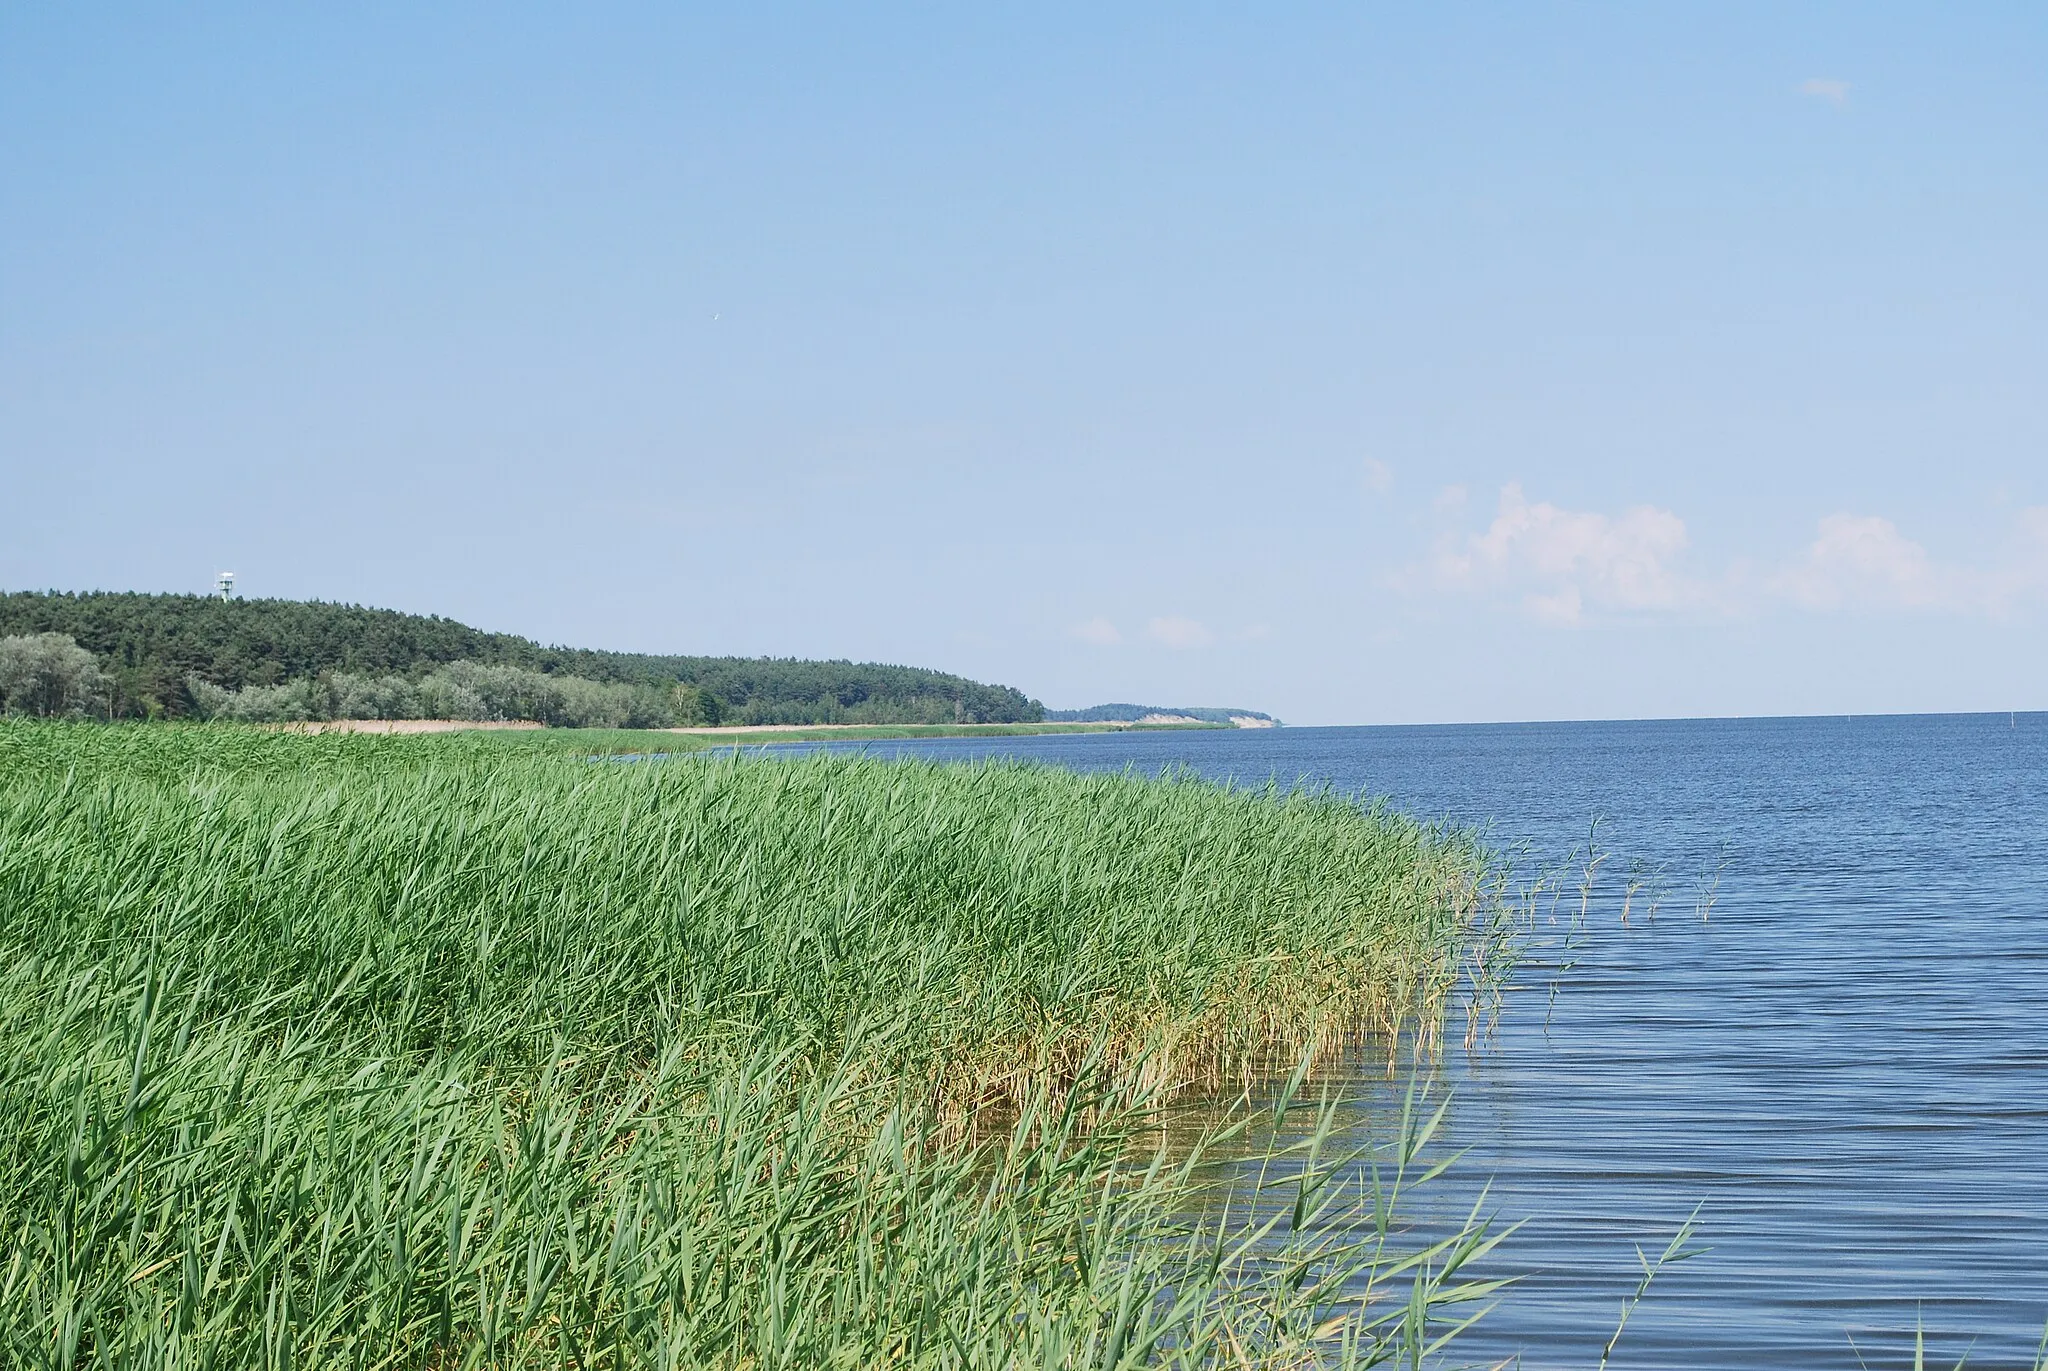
[0,721,1500,1367]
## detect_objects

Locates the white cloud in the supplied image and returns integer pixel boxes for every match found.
[1776,509,2048,615]
[1432,484,1693,625]
[1407,485,2048,626]
[1524,587,1585,626]
[1146,615,1215,649]
[1071,616,1122,646]
[1800,77,1850,106]
[1777,514,1943,610]
[1362,458,1393,494]
[2018,506,2048,567]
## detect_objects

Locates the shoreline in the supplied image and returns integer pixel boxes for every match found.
[261,719,547,735]
[659,721,1153,736]
[250,719,1233,741]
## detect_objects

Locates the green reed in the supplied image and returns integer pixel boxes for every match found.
[0,721,1498,1367]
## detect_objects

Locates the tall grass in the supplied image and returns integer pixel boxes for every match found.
[0,721,1498,1367]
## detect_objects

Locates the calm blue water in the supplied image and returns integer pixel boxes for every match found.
[798,714,2048,1369]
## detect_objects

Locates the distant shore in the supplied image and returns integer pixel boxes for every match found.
[253,719,1222,740]
[659,721,1171,736]
[263,719,546,735]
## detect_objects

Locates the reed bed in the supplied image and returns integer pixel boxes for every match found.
[0,721,1499,1368]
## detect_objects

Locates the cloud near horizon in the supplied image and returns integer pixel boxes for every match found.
[1413,485,2048,626]
[1072,614,1223,648]
[1070,615,1122,646]
[1800,77,1851,106]
[1428,483,1695,625]
[1777,509,2048,615]
[1145,615,1216,649]
[1776,514,1945,611]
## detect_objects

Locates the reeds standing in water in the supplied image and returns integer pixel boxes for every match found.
[0,722,1501,1367]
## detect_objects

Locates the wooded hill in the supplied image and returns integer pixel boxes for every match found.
[0,592,1044,725]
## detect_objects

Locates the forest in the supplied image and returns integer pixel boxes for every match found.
[0,592,1044,725]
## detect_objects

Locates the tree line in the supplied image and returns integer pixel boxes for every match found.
[0,592,1044,726]
[183,660,710,728]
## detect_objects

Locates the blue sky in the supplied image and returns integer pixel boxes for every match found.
[4,4,2043,723]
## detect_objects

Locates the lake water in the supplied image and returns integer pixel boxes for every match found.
[799,714,2048,1369]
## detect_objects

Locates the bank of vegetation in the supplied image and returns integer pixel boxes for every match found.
[185,659,704,728]
[0,721,1501,1367]
[0,591,1043,725]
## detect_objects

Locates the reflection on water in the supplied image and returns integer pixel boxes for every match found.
[802,713,2048,1368]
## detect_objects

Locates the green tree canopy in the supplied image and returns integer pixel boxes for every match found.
[0,592,1043,725]
[0,634,109,718]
